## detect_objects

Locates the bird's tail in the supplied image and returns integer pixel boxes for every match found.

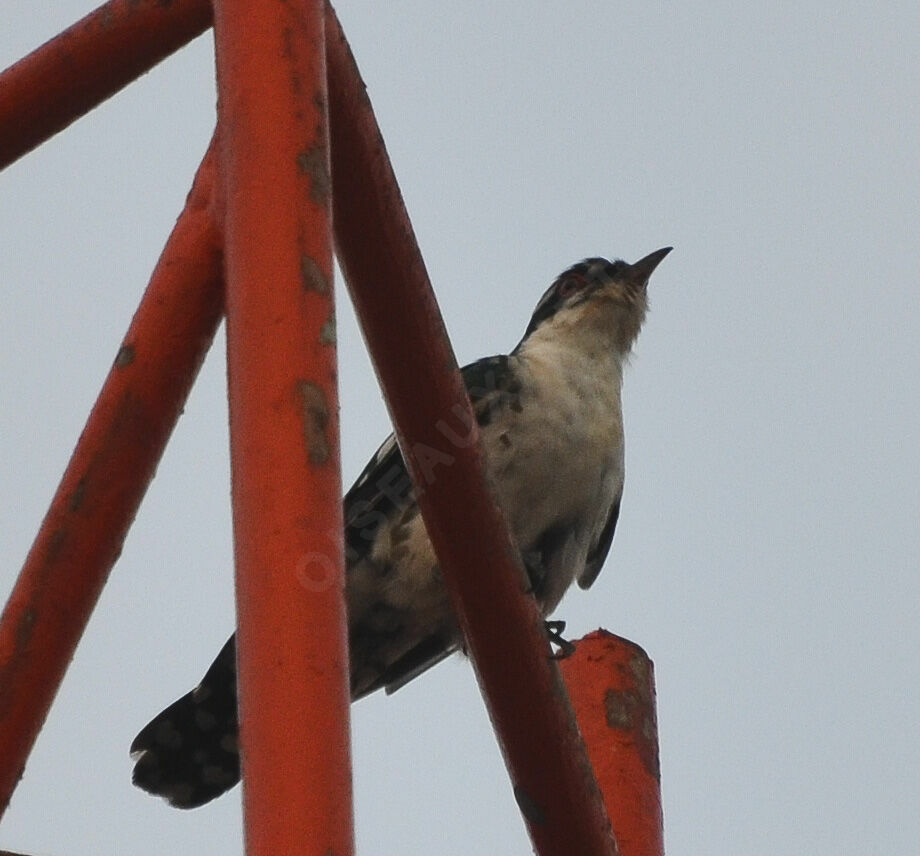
[131,636,240,809]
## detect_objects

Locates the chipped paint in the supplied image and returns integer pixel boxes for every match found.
[297,380,331,465]
[320,310,337,344]
[301,254,331,294]
[69,477,87,512]
[604,685,661,781]
[114,344,135,367]
[15,608,36,652]
[629,652,650,683]
[280,25,295,60]
[604,688,633,729]
[45,528,67,565]
[297,144,331,206]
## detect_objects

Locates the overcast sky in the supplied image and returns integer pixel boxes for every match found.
[2,1,919,854]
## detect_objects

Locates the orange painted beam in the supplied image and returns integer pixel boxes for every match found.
[1,6,661,854]
[0,144,223,816]
[0,0,212,170]
[561,631,664,856]
[212,1,352,855]
[325,11,618,856]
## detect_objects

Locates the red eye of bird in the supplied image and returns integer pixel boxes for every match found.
[559,275,584,297]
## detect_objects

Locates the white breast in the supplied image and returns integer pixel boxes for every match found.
[352,336,627,629]
[481,341,625,607]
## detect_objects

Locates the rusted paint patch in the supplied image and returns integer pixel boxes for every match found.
[114,344,135,367]
[513,784,546,826]
[320,310,337,344]
[298,381,330,465]
[46,528,68,566]
[297,145,331,206]
[281,25,295,60]
[15,608,36,651]
[69,476,88,512]
[629,652,650,684]
[604,687,634,730]
[604,685,661,781]
[301,254,331,294]
[0,608,37,718]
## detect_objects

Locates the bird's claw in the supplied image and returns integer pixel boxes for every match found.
[544,619,576,659]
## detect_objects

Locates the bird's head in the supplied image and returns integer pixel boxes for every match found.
[518,247,672,356]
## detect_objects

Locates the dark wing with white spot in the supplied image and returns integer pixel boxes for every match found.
[343,432,412,564]
[345,355,521,697]
[131,355,525,806]
[342,353,520,560]
[577,494,621,590]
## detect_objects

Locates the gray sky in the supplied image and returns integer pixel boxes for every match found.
[2,1,919,853]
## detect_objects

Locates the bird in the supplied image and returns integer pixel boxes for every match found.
[130,247,671,808]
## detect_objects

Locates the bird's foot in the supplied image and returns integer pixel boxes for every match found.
[544,619,575,659]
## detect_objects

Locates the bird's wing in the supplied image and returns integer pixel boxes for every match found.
[343,356,518,696]
[459,355,520,426]
[342,354,518,560]
[131,358,524,804]
[356,633,457,699]
[577,494,621,590]
[342,431,409,562]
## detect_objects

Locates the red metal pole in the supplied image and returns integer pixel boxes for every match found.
[212,2,352,855]
[562,632,665,856]
[2,6,649,853]
[0,0,212,170]
[0,144,223,816]
[324,11,618,856]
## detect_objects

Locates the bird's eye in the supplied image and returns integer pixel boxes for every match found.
[559,275,584,297]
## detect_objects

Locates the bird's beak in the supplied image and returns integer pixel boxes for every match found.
[621,247,672,288]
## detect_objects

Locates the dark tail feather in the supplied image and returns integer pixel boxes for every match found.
[131,636,240,808]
